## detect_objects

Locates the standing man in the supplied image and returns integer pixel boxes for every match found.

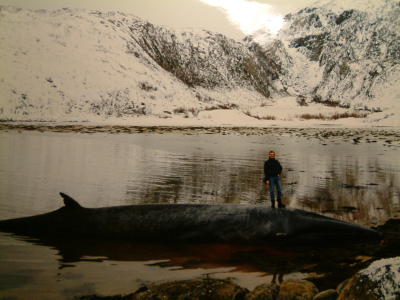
[264,151,285,208]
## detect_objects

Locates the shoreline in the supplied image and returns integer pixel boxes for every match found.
[1,122,399,147]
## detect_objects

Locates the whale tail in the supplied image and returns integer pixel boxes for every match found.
[60,192,82,209]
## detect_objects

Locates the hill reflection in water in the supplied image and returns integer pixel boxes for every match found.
[0,130,398,226]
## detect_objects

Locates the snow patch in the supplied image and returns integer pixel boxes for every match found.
[360,257,400,300]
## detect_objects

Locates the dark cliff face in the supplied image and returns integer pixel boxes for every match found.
[128,21,284,98]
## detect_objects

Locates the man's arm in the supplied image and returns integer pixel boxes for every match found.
[264,161,270,184]
[277,160,283,176]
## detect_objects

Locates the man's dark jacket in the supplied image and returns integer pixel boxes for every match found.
[263,158,283,182]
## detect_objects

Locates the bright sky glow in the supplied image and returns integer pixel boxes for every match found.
[199,0,284,35]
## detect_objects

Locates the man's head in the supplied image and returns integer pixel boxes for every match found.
[268,151,276,159]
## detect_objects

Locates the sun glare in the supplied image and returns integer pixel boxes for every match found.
[200,0,284,36]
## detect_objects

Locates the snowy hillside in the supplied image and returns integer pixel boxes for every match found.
[0,6,286,123]
[0,3,399,126]
[310,0,395,14]
[275,0,400,109]
[248,0,400,125]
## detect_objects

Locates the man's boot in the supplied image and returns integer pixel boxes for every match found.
[271,200,275,208]
[278,200,285,208]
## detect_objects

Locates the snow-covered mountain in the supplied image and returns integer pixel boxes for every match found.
[0,6,285,122]
[274,0,400,111]
[310,0,395,14]
[0,2,398,125]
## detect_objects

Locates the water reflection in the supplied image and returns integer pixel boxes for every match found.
[0,130,399,298]
[292,159,399,225]
[1,230,376,297]
[0,131,398,226]
[118,136,399,226]
[15,235,296,272]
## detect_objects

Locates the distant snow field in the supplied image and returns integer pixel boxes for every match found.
[0,3,399,128]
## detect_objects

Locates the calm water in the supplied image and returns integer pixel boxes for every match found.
[0,130,399,299]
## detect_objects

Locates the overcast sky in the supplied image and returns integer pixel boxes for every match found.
[0,0,320,39]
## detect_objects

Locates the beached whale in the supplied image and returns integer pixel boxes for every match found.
[0,192,381,244]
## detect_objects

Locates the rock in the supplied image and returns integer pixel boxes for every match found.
[131,278,248,300]
[246,283,279,300]
[313,289,338,300]
[337,257,400,300]
[277,280,319,300]
[336,279,349,295]
[130,279,320,300]
[246,280,319,300]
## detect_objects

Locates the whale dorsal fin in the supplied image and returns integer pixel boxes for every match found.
[60,192,82,209]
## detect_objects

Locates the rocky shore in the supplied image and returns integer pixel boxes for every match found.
[78,260,399,300]
[79,264,399,300]
[75,219,400,300]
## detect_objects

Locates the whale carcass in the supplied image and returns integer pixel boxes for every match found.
[0,192,382,244]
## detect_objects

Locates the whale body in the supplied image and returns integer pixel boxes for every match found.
[0,193,381,244]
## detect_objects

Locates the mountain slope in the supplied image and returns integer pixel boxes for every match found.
[0,3,398,125]
[0,7,192,120]
[272,1,400,112]
[0,6,285,122]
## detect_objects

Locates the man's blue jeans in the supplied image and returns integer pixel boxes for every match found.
[268,176,282,204]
